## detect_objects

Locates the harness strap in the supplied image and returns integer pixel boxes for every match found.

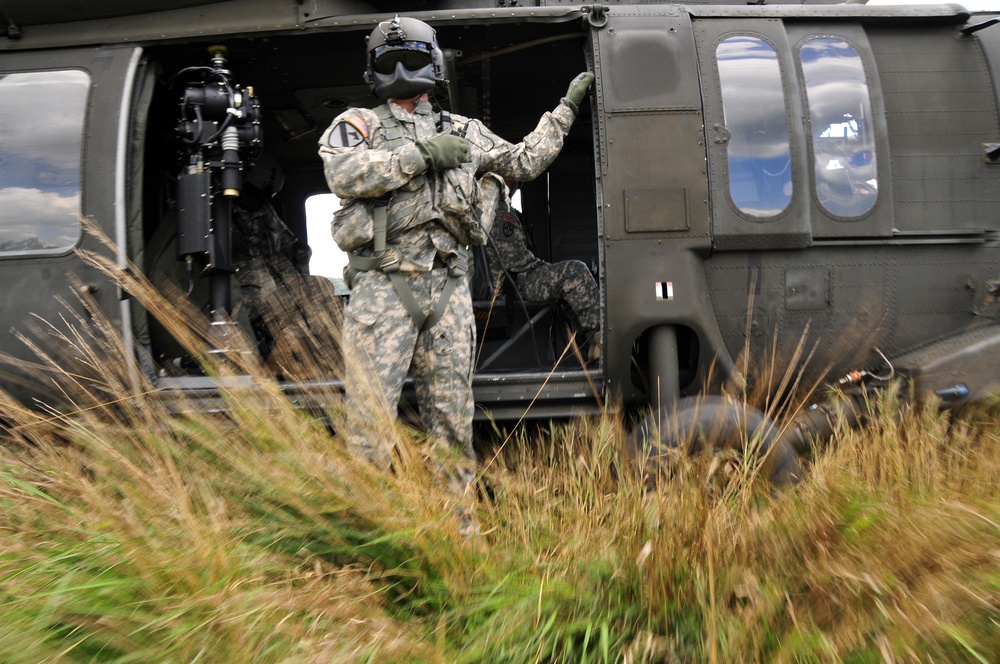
[423,270,461,331]
[348,247,469,332]
[350,105,464,331]
[346,252,379,272]
[373,200,388,254]
[421,246,467,331]
[386,270,431,330]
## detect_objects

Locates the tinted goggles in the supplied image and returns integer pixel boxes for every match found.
[372,42,433,75]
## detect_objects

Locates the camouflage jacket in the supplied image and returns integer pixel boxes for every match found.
[318,97,576,273]
[232,201,296,262]
[231,201,299,283]
[485,185,544,288]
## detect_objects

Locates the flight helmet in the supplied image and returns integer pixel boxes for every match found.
[364,15,445,100]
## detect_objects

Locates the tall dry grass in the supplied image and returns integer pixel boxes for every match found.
[0,239,996,662]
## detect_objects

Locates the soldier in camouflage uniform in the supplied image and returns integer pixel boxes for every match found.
[141,155,308,368]
[482,174,601,362]
[230,155,309,357]
[317,15,593,495]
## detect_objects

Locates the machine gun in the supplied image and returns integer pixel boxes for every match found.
[172,46,262,346]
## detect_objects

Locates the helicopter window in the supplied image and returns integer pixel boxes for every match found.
[717,36,792,218]
[0,70,88,256]
[800,37,877,218]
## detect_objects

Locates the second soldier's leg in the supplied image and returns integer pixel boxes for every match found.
[519,260,600,334]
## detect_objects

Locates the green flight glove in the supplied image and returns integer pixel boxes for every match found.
[561,71,595,113]
[416,134,470,170]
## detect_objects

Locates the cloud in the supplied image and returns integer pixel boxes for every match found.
[0,187,81,251]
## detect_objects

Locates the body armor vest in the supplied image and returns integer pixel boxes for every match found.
[371,105,482,247]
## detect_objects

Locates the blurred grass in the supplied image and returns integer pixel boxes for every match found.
[0,249,997,662]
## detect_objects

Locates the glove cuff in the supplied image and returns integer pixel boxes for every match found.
[415,140,435,169]
[560,97,579,114]
[400,143,429,176]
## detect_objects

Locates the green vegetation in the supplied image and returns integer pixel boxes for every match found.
[0,257,997,662]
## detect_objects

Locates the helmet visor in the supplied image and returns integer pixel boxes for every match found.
[373,42,433,75]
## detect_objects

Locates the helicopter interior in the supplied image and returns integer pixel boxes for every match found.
[136,18,600,377]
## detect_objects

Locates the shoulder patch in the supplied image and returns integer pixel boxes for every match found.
[328,115,369,148]
[501,211,519,237]
[346,115,369,138]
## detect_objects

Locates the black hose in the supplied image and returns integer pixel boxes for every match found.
[775,389,870,457]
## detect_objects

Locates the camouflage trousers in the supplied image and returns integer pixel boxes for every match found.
[341,268,477,493]
[517,259,600,334]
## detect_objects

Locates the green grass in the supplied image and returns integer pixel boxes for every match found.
[0,250,997,662]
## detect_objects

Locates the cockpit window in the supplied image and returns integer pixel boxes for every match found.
[0,70,88,256]
[800,37,877,218]
[717,36,793,218]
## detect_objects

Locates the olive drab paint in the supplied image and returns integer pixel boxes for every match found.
[2,0,1000,421]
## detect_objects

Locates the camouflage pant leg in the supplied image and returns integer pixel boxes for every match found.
[234,260,284,353]
[518,260,600,333]
[341,270,419,468]
[409,269,478,495]
[235,258,280,314]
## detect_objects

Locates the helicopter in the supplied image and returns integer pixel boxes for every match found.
[1,0,1000,479]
